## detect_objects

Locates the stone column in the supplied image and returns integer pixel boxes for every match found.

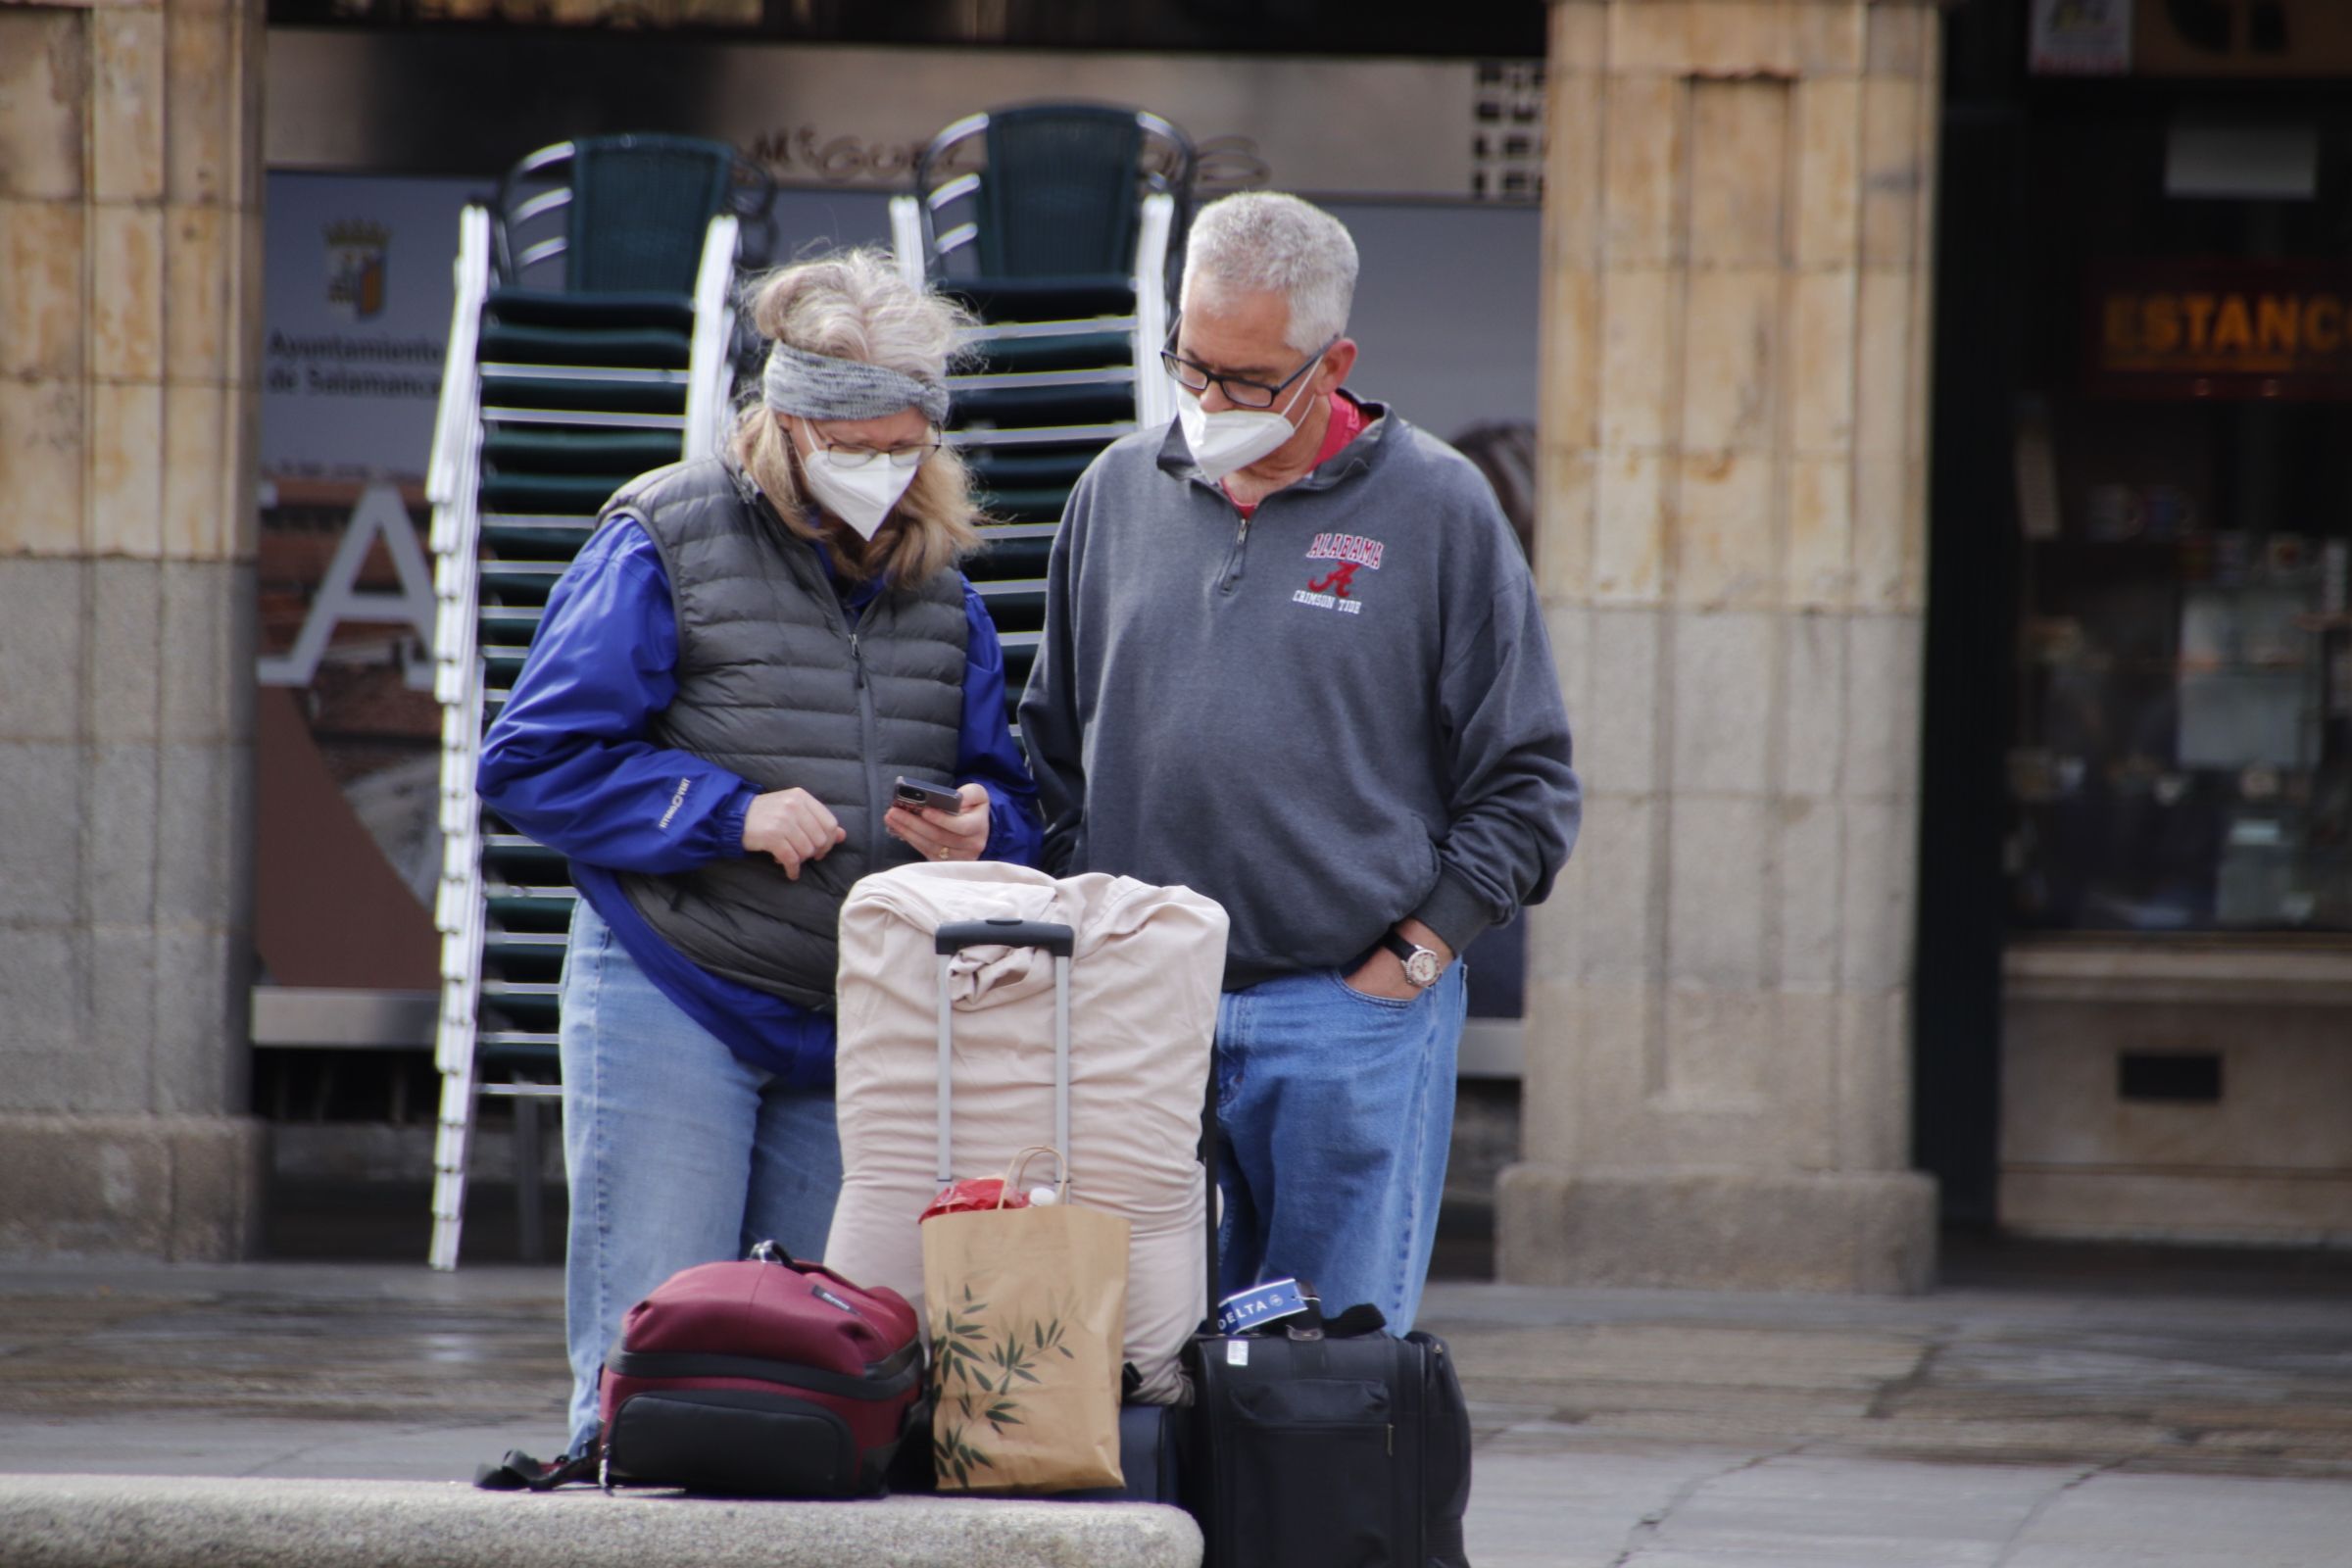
[1500,0,1941,1292]
[0,0,268,1257]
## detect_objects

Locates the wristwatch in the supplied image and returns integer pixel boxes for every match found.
[1380,931,1446,989]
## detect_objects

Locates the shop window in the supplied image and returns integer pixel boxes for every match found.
[2009,110,2352,934]
[2010,395,2352,930]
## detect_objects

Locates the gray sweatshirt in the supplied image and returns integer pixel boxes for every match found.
[1018,397,1581,990]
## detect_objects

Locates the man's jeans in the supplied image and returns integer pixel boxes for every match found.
[558,900,842,1450]
[1212,963,1468,1336]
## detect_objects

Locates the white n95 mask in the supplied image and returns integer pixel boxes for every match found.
[1175,369,1318,483]
[798,441,918,540]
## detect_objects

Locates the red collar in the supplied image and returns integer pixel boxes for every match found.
[1224,392,1365,517]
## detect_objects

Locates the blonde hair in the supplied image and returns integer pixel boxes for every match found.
[730,248,983,586]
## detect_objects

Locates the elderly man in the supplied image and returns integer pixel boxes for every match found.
[1019,192,1580,1332]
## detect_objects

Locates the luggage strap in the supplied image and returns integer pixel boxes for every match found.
[473,1441,600,1492]
[933,918,1076,1188]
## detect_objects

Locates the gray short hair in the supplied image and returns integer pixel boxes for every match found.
[1180,192,1358,354]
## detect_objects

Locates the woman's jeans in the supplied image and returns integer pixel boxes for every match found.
[1212,963,1468,1337]
[558,899,841,1450]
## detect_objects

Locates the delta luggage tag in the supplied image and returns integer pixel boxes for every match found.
[1216,1277,1309,1337]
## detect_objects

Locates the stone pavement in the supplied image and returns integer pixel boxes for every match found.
[0,1244,2348,1565]
[1435,1245,2352,1568]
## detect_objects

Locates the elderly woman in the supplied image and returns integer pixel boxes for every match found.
[477,248,1041,1460]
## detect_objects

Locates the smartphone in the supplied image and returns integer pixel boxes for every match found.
[893,775,964,814]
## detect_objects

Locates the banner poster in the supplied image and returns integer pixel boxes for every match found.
[253,173,480,989]
[2030,0,2132,75]
[263,173,480,494]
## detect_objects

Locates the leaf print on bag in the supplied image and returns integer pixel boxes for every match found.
[926,1287,1087,1486]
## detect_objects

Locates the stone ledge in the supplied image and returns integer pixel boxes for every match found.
[2004,938,2352,1007]
[1494,1164,1937,1293]
[0,1476,1200,1568]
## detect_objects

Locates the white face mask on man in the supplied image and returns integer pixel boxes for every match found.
[1175,363,1321,484]
[793,426,920,540]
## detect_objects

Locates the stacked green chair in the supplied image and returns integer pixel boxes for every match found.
[427,135,769,1269]
[890,105,1196,709]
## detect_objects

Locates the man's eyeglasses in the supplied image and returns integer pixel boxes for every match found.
[801,421,943,469]
[1159,329,1336,410]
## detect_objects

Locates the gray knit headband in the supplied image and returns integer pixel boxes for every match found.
[760,342,950,426]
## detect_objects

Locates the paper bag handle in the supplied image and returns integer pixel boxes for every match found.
[1000,1145,1069,1206]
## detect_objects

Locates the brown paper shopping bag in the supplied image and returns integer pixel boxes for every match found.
[920,1148,1129,1493]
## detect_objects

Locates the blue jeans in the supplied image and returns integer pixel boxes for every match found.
[1212,963,1467,1336]
[558,899,842,1450]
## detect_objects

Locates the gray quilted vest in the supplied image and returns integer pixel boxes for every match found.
[610,458,968,1010]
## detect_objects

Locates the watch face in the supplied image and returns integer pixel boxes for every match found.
[1403,948,1444,988]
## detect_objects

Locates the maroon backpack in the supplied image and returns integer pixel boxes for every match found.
[598,1244,924,1496]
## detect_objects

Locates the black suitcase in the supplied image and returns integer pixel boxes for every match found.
[1185,1305,1473,1568]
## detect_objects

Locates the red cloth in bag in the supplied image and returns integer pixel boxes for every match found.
[919,1176,1030,1223]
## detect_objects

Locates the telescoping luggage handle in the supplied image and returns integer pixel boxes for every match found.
[934,918,1077,1192]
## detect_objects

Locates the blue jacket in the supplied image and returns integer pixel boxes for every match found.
[477,518,1043,1085]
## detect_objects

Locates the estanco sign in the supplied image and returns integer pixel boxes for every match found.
[2089,263,2352,398]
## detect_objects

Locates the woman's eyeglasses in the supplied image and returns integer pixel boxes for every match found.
[802,424,943,469]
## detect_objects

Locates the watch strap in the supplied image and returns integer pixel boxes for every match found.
[1380,930,1441,985]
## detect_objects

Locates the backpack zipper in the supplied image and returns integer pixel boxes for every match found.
[1420,1340,1438,1554]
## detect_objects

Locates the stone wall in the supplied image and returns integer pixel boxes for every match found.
[0,0,268,1258]
[1501,0,1942,1291]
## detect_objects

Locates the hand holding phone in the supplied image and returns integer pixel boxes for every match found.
[887,777,991,864]
[893,775,965,814]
